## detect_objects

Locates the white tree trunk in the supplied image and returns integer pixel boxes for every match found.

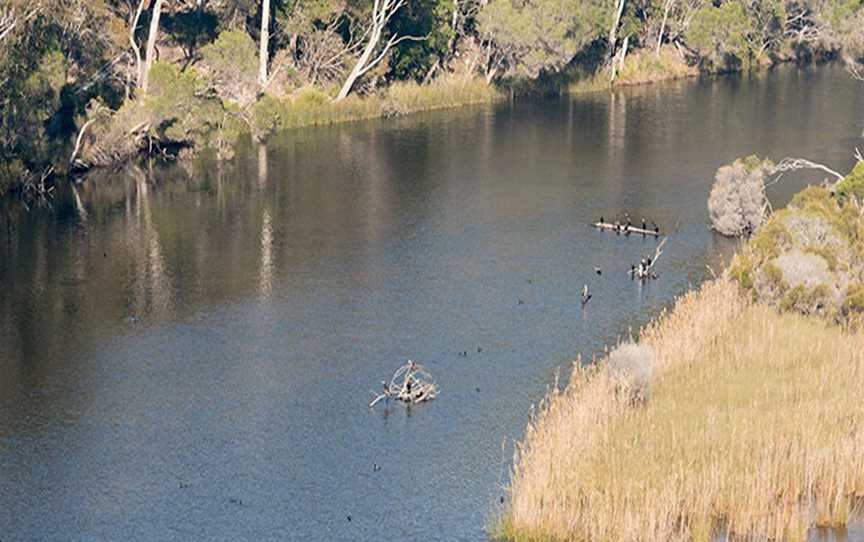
[336,20,384,101]
[656,0,674,55]
[335,0,421,101]
[608,0,626,61]
[130,0,147,93]
[259,0,271,88]
[140,0,165,94]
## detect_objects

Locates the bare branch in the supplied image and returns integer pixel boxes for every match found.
[357,34,427,78]
[70,118,96,166]
[772,158,845,183]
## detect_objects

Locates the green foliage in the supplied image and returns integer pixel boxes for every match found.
[779,284,830,313]
[388,0,453,81]
[3,0,863,200]
[251,95,285,140]
[0,160,27,197]
[686,1,753,70]
[146,62,220,142]
[478,0,609,79]
[200,30,259,107]
[611,48,696,86]
[843,284,864,313]
[729,252,755,291]
[834,161,864,202]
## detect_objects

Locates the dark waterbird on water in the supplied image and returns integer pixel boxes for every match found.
[594,266,602,275]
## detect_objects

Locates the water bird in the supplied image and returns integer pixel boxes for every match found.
[477,346,483,353]
[372,463,381,472]
[347,515,352,522]
[581,284,592,305]
[518,299,525,305]
[594,266,602,276]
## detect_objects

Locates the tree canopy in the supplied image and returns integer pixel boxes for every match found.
[1,0,863,197]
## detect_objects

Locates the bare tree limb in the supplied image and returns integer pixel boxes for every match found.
[70,118,96,166]
[334,0,421,101]
[772,157,845,183]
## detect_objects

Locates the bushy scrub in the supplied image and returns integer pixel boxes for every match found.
[707,155,774,237]
[607,342,655,402]
[728,183,864,323]
[82,61,246,165]
[200,30,259,108]
[834,160,864,202]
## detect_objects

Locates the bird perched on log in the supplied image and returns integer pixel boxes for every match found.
[581,284,592,305]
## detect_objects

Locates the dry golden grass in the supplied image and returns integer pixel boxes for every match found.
[501,278,864,542]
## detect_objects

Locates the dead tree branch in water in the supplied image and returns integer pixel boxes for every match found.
[770,158,845,184]
[630,236,668,279]
[369,360,438,408]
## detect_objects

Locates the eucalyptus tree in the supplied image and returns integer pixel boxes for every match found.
[260,0,271,86]
[141,0,166,93]
[335,0,425,100]
[477,0,608,81]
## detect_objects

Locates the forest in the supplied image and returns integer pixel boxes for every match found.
[1,0,863,198]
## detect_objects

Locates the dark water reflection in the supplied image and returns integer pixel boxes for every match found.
[1,64,862,541]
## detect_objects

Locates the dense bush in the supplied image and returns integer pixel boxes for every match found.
[729,183,864,323]
[200,30,259,108]
[835,160,864,202]
[707,155,774,237]
[686,2,753,70]
[607,342,655,402]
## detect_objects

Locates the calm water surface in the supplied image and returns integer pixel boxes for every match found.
[1,65,863,541]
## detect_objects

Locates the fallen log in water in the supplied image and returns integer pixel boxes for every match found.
[593,222,661,237]
[369,360,439,408]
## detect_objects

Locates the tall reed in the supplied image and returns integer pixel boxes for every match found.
[502,278,864,542]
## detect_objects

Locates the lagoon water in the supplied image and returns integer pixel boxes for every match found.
[1,65,863,541]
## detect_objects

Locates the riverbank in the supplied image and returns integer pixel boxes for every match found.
[499,275,864,541]
[250,75,502,137]
[0,50,822,200]
[568,48,699,93]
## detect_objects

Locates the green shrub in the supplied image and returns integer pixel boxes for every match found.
[729,252,755,291]
[686,2,753,70]
[835,161,864,202]
[250,95,286,141]
[200,30,259,107]
[844,284,864,313]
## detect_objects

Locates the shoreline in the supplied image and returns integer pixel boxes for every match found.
[1,54,826,200]
[500,276,864,541]
[499,173,864,541]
